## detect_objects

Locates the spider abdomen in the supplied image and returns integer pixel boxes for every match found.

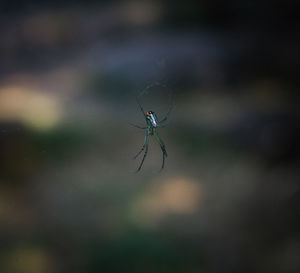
[146,111,159,128]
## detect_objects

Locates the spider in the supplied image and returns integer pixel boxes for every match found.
[130,86,173,173]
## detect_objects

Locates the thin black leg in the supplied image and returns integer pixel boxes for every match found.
[135,128,150,172]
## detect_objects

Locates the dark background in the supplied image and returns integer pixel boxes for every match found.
[0,1,299,273]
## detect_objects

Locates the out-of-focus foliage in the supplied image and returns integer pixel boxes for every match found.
[0,1,299,273]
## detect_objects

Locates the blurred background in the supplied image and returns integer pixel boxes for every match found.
[0,1,299,273]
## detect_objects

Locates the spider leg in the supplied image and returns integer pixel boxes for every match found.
[157,123,168,128]
[128,123,147,129]
[154,130,168,172]
[135,128,150,172]
[131,142,145,160]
